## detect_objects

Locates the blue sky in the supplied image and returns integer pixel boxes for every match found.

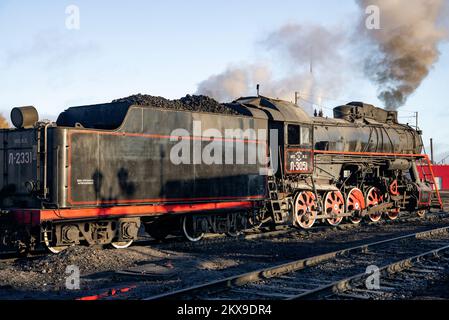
[0,0,448,160]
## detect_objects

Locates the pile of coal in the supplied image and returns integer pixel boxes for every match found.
[112,94,240,115]
[178,95,239,115]
[113,94,182,109]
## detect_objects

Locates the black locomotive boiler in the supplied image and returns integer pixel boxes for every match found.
[0,95,441,253]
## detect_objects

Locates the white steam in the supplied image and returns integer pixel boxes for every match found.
[196,24,349,112]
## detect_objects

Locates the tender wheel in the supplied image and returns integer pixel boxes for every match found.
[111,240,134,249]
[182,216,204,242]
[366,187,383,222]
[387,208,400,220]
[416,210,428,218]
[248,215,264,229]
[346,188,365,225]
[294,191,318,229]
[324,191,345,226]
[226,230,242,238]
[43,230,69,254]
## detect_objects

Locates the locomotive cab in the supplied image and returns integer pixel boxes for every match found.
[233,96,314,177]
[284,122,314,175]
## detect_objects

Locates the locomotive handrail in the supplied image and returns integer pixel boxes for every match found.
[313,150,427,158]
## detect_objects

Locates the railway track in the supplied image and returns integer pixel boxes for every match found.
[144,224,449,300]
[1,211,447,262]
[295,242,449,300]
[142,211,449,250]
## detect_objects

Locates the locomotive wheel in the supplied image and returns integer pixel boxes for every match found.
[182,216,204,242]
[346,188,365,225]
[111,240,134,249]
[43,231,69,254]
[294,191,318,229]
[387,208,400,220]
[324,191,345,226]
[416,210,428,218]
[226,230,242,238]
[225,218,244,237]
[366,187,383,222]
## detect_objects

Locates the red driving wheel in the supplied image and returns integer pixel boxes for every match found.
[366,187,383,222]
[346,188,365,224]
[387,207,400,220]
[294,191,318,229]
[324,191,345,226]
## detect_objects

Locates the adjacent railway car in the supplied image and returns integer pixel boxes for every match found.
[0,95,441,253]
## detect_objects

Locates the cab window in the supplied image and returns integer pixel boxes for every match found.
[301,126,312,146]
[288,125,300,145]
[288,124,312,146]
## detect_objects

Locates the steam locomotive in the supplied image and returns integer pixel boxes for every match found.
[0,95,440,253]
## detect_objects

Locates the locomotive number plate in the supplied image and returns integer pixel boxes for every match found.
[285,149,314,174]
[8,151,34,166]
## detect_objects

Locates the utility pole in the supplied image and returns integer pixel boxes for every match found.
[415,112,419,129]
[430,138,434,164]
[309,45,314,75]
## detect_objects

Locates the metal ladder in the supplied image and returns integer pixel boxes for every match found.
[267,176,285,224]
[417,156,443,210]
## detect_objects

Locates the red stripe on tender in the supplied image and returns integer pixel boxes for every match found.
[69,130,264,144]
[35,201,255,222]
[67,195,265,206]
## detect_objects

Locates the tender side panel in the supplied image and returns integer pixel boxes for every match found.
[67,108,267,207]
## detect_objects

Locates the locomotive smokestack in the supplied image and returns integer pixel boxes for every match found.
[257,84,260,97]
